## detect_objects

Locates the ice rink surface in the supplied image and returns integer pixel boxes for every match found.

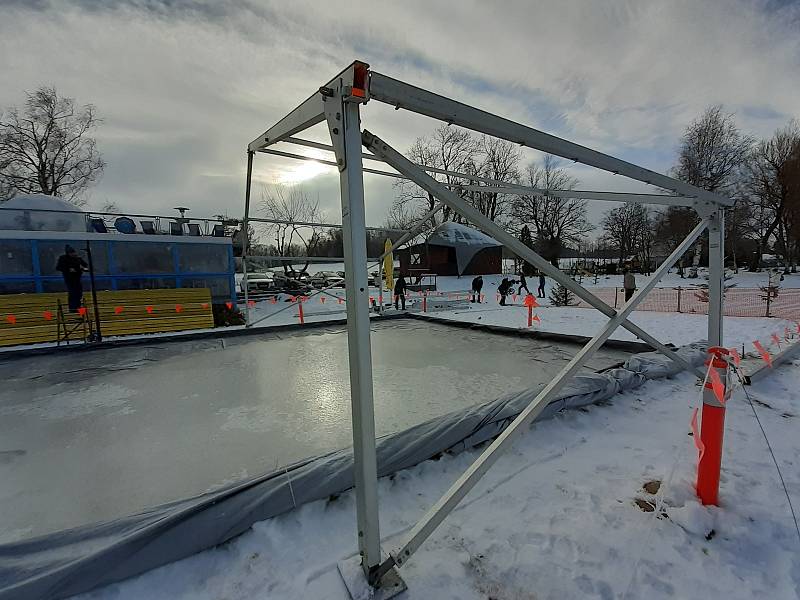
[0,319,630,542]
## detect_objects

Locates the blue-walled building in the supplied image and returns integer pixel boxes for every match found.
[0,195,235,303]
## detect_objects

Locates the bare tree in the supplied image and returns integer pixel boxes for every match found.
[385,201,417,231]
[0,86,105,203]
[665,105,752,272]
[512,154,592,264]
[259,185,325,276]
[674,105,753,195]
[392,124,477,226]
[602,202,653,270]
[741,120,800,269]
[469,135,520,222]
[724,200,753,273]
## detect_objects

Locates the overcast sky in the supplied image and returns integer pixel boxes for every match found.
[2,0,799,232]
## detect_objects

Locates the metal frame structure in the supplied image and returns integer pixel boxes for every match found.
[244,61,730,592]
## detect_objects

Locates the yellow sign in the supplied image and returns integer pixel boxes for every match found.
[383,239,394,290]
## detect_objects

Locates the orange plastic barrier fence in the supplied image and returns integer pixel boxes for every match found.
[574,287,800,320]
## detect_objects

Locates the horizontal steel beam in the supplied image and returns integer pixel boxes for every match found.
[270,142,693,206]
[242,255,384,263]
[367,71,732,208]
[257,148,402,180]
[286,136,380,161]
[247,215,407,232]
[454,184,695,206]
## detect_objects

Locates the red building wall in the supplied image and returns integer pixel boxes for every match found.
[399,245,501,276]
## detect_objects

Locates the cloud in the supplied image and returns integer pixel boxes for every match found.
[1,0,798,229]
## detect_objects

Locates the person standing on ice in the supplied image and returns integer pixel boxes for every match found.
[537,270,546,298]
[498,277,514,306]
[394,274,407,310]
[471,275,483,303]
[517,272,531,296]
[623,269,636,302]
[56,245,88,313]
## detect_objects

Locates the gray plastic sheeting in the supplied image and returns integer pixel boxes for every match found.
[0,343,706,600]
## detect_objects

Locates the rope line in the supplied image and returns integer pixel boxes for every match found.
[730,364,800,546]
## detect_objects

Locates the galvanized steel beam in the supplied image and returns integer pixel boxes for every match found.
[363,129,709,578]
[367,71,732,208]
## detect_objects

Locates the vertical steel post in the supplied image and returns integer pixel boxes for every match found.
[85,241,102,342]
[335,99,382,574]
[707,209,724,347]
[697,208,726,505]
[243,151,254,326]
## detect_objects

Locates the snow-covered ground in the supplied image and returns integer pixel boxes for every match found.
[5,270,798,599]
[241,274,797,351]
[81,357,800,600]
[438,270,800,291]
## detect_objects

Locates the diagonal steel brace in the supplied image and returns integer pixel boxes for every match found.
[362,130,703,379]
[362,129,709,580]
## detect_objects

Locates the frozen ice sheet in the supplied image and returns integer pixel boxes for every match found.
[0,319,630,541]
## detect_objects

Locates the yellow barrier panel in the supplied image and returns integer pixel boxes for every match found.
[0,288,216,348]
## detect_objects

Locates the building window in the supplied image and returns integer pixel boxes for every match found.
[115,242,175,274]
[0,240,33,275]
[178,244,229,273]
[38,241,109,275]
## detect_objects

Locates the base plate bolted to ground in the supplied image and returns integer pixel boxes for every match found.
[337,551,407,600]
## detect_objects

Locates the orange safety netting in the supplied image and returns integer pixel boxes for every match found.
[574,287,800,320]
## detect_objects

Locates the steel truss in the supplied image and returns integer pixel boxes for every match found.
[244,61,728,593]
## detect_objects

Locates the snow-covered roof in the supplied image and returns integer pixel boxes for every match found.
[425,221,501,248]
[419,222,502,275]
[0,194,86,232]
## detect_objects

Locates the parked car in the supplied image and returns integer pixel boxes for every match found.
[333,270,377,286]
[310,271,345,288]
[241,272,275,294]
[272,272,311,294]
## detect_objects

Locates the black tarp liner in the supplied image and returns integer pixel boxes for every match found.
[0,343,706,600]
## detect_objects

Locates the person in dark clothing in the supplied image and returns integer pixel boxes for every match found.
[56,245,88,312]
[517,272,531,295]
[498,278,515,306]
[471,275,484,303]
[394,275,407,310]
[537,271,546,298]
[623,269,636,302]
